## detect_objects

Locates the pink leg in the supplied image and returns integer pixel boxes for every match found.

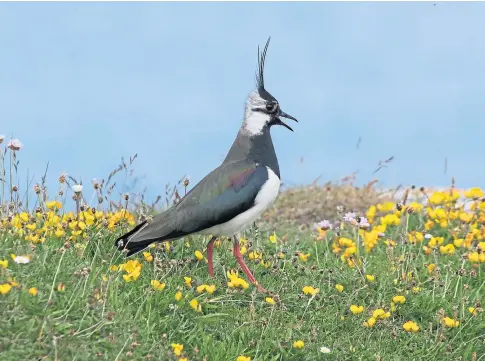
[233,240,267,293]
[207,236,216,278]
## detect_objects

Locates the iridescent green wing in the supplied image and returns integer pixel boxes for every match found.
[172,159,269,233]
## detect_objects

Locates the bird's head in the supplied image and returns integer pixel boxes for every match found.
[243,37,297,136]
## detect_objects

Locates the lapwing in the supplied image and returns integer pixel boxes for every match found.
[115,37,297,292]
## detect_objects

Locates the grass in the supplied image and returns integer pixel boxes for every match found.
[2,202,485,360]
[1,144,485,361]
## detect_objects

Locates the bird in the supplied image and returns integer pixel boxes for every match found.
[114,37,297,293]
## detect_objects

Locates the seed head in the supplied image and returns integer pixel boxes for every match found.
[59,172,67,184]
[92,178,101,190]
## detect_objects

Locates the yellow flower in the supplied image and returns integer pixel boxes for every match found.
[0,283,12,295]
[109,265,119,272]
[469,307,478,315]
[372,309,390,319]
[196,284,216,295]
[350,305,364,314]
[29,287,38,296]
[45,200,62,210]
[459,212,473,223]
[189,299,202,312]
[302,286,319,296]
[143,252,153,262]
[298,253,310,262]
[151,280,166,291]
[194,250,204,261]
[184,277,193,288]
[363,317,376,328]
[121,260,142,282]
[175,291,183,301]
[0,260,8,268]
[237,356,251,361]
[57,283,66,292]
[465,187,484,199]
[269,232,277,244]
[179,358,188,361]
[227,270,250,290]
[19,212,29,223]
[171,343,184,357]
[429,192,446,205]
[335,284,344,293]
[293,340,304,349]
[443,317,460,328]
[380,213,400,226]
[265,297,276,305]
[403,321,420,332]
[54,229,65,237]
[427,264,436,273]
[454,238,464,248]
[412,286,421,294]
[392,295,406,304]
[366,274,375,282]
[377,202,395,212]
[415,232,424,242]
[338,237,354,247]
[248,250,262,260]
[439,244,455,255]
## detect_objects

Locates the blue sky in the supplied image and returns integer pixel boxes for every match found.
[1,2,485,202]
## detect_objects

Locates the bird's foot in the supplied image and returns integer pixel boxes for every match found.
[232,239,270,293]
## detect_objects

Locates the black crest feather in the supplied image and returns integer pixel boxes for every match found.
[255,37,271,90]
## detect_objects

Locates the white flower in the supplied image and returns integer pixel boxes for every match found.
[424,233,432,239]
[0,134,5,144]
[7,138,23,151]
[13,255,30,264]
[320,346,331,353]
[72,184,83,193]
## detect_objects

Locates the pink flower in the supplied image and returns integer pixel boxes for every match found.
[343,212,356,223]
[316,220,332,230]
[7,138,23,151]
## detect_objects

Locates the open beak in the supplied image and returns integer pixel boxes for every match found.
[277,110,298,131]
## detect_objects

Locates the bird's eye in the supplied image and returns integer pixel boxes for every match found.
[266,102,278,113]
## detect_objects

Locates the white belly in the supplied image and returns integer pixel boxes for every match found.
[201,167,280,237]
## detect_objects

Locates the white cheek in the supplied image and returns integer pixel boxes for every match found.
[244,111,270,135]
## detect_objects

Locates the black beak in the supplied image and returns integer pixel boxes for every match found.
[277,110,298,131]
